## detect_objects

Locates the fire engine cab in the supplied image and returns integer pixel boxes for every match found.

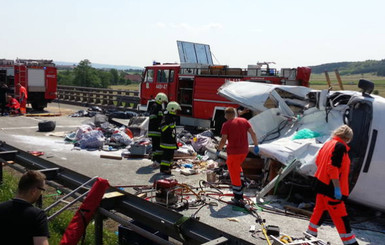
[139,41,311,132]
[0,59,57,110]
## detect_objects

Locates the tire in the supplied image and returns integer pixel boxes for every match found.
[38,120,56,132]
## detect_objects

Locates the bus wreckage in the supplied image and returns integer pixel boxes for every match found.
[218,79,385,211]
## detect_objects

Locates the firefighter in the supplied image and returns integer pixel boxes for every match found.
[217,107,259,206]
[159,101,181,175]
[307,125,358,245]
[148,92,168,167]
[17,83,28,114]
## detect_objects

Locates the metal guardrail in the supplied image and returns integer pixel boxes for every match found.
[57,85,140,110]
[0,141,253,245]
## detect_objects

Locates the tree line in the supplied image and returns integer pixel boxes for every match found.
[57,59,143,88]
[310,59,385,76]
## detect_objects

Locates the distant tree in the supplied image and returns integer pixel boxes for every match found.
[57,70,75,85]
[110,69,119,85]
[97,70,112,88]
[311,59,385,75]
[377,67,385,76]
[74,59,101,87]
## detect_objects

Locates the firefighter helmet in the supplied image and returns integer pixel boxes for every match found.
[166,101,181,114]
[155,92,168,104]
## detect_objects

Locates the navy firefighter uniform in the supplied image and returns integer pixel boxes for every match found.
[147,93,168,164]
[160,101,181,174]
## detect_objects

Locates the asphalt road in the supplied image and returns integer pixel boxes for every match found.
[0,102,383,244]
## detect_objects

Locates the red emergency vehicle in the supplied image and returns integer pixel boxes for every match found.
[139,61,311,132]
[0,59,57,110]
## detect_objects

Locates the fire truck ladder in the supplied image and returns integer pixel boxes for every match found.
[44,176,98,221]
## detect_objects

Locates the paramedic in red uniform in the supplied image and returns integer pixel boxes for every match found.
[6,95,20,114]
[217,107,259,206]
[17,82,28,114]
[307,125,358,245]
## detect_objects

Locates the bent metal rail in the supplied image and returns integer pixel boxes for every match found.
[0,141,253,245]
[57,85,140,110]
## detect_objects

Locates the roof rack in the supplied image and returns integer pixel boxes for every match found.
[16,59,55,67]
[0,59,14,65]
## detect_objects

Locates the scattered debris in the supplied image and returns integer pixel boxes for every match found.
[100,154,123,160]
[27,151,45,156]
[227,218,240,222]
[180,169,197,176]
[284,205,313,218]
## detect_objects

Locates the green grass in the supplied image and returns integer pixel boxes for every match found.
[110,83,140,91]
[0,170,19,202]
[310,72,385,83]
[310,73,385,95]
[0,169,118,245]
[108,73,385,96]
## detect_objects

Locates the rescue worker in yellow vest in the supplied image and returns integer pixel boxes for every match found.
[307,125,358,245]
[159,101,181,175]
[148,92,168,167]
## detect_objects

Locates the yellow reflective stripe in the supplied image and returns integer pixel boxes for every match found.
[160,161,171,166]
[160,144,177,149]
[161,124,175,132]
[148,131,161,136]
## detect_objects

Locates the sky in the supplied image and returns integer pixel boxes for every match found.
[1,0,385,69]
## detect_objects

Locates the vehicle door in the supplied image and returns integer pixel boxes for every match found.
[140,68,155,105]
[156,68,177,102]
[45,67,57,99]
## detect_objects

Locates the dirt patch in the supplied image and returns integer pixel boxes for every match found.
[45,105,77,116]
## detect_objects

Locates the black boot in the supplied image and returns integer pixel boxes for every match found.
[160,165,171,175]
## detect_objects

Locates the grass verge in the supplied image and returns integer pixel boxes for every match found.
[0,168,118,245]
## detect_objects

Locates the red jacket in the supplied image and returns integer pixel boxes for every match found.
[19,85,28,100]
[6,98,20,110]
[314,136,351,198]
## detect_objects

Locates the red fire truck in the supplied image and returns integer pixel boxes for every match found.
[139,62,311,132]
[0,59,57,110]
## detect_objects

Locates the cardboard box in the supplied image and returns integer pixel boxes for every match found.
[130,144,146,155]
